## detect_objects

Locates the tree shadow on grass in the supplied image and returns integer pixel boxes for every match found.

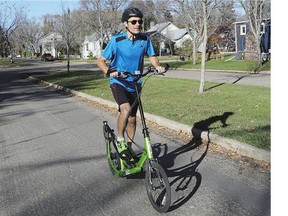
[191,111,234,143]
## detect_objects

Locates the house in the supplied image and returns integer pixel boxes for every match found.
[260,19,271,61]
[234,21,249,55]
[39,32,63,58]
[82,32,102,59]
[146,22,193,55]
[234,19,271,61]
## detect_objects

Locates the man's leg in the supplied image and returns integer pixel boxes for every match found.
[117,103,138,159]
[126,115,138,158]
[117,102,131,139]
[126,115,136,142]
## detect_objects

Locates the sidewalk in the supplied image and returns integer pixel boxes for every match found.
[30,76,270,164]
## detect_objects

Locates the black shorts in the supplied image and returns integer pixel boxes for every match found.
[110,83,140,115]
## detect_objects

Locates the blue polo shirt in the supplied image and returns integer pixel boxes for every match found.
[101,32,156,92]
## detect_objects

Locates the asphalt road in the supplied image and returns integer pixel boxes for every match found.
[0,65,270,215]
[164,69,270,87]
[1,60,270,88]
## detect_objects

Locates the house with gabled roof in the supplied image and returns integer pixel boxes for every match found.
[39,32,63,58]
[146,22,193,55]
[82,33,102,59]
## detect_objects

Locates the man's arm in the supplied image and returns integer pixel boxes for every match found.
[149,56,165,73]
[96,56,109,75]
[96,56,119,77]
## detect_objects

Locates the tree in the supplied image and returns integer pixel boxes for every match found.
[237,0,271,66]
[171,0,221,93]
[213,0,236,51]
[53,7,80,73]
[0,26,8,57]
[18,18,43,57]
[128,0,158,31]
[0,1,25,62]
[43,15,55,36]
[79,0,128,54]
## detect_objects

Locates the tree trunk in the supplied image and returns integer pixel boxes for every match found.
[199,1,208,93]
[8,43,14,64]
[193,39,197,65]
[67,44,70,73]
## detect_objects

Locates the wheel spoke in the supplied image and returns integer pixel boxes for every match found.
[145,161,171,213]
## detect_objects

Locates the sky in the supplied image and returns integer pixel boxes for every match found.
[1,0,80,19]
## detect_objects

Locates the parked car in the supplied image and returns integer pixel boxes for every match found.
[41,53,54,61]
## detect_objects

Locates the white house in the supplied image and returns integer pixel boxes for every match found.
[146,22,193,52]
[39,32,63,58]
[82,33,102,59]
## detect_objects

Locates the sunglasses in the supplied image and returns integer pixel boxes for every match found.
[128,19,143,25]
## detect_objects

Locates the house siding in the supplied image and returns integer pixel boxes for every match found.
[82,33,101,59]
[235,21,250,52]
[39,32,63,58]
[235,19,271,61]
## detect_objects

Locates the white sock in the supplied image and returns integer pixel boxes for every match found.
[117,137,124,142]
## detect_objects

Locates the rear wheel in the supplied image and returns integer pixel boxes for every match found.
[103,121,109,141]
[103,122,121,175]
[145,160,171,213]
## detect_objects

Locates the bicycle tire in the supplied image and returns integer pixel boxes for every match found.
[103,123,121,175]
[145,160,171,213]
[103,122,109,141]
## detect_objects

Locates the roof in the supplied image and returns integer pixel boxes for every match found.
[146,22,189,42]
[86,33,99,42]
[146,22,171,35]
[163,28,188,42]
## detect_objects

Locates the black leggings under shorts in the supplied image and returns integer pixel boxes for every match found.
[110,83,140,115]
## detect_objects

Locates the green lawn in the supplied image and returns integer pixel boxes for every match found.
[31,69,270,151]
[161,56,271,72]
[0,58,37,67]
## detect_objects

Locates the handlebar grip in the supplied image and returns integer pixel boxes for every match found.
[154,63,169,75]
[117,72,128,78]
[106,66,117,77]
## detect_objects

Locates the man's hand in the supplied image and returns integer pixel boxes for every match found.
[109,72,119,77]
[156,66,166,74]
[106,66,117,77]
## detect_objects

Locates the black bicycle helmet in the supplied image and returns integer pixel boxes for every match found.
[121,7,143,22]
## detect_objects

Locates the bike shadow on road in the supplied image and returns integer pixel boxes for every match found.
[154,138,205,212]
[154,111,234,212]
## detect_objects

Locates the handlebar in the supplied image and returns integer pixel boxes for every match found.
[107,64,169,81]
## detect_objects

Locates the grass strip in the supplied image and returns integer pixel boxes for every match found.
[32,69,270,151]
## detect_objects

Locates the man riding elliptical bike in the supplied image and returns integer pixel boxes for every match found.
[96,7,165,160]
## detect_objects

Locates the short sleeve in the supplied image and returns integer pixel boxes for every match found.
[146,36,156,57]
[101,37,116,61]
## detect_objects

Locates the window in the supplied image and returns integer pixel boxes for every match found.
[260,22,265,34]
[86,43,89,51]
[240,24,246,35]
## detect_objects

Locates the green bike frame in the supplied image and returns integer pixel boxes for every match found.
[106,78,155,177]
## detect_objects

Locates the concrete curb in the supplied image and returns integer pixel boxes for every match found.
[30,76,270,163]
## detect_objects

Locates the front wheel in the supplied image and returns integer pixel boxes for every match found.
[145,160,171,213]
